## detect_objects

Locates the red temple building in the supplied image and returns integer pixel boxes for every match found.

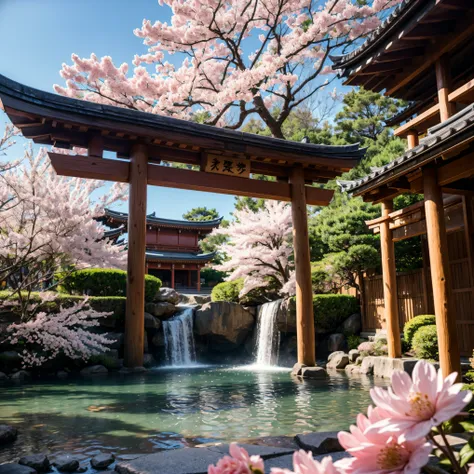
[101,209,221,291]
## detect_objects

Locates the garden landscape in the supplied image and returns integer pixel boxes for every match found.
[0,0,474,473]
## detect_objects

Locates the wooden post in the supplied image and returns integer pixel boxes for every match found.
[380,200,402,358]
[423,166,461,378]
[124,143,148,368]
[435,55,455,123]
[197,267,201,292]
[407,131,419,150]
[290,166,316,366]
[171,265,175,289]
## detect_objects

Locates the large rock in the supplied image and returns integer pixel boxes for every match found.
[0,372,8,381]
[360,356,375,375]
[19,454,50,472]
[327,353,349,370]
[0,350,21,370]
[295,431,342,454]
[194,302,254,351]
[348,349,360,363]
[52,454,80,472]
[11,370,31,381]
[80,365,108,376]
[0,424,18,445]
[143,354,156,368]
[155,287,180,305]
[152,331,165,348]
[91,453,115,469]
[328,333,345,353]
[144,312,161,330]
[327,351,345,363]
[300,367,329,379]
[291,362,306,376]
[0,464,36,474]
[341,313,361,335]
[276,298,296,333]
[145,302,176,319]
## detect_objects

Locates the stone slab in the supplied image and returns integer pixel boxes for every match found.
[0,464,36,474]
[370,357,439,379]
[294,431,343,454]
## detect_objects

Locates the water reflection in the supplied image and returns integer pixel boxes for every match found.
[0,368,389,467]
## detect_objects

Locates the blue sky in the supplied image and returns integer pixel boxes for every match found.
[0,0,345,220]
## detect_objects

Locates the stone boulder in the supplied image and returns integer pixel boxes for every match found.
[295,431,342,454]
[0,350,22,370]
[300,367,328,379]
[11,370,31,382]
[327,351,345,363]
[327,353,349,370]
[144,312,161,330]
[360,356,375,375]
[155,287,180,305]
[276,298,297,333]
[0,424,18,445]
[152,331,165,348]
[179,293,212,306]
[0,372,8,381]
[291,363,307,376]
[0,464,36,474]
[341,313,361,335]
[19,454,50,472]
[194,302,254,351]
[328,333,345,353]
[80,365,108,376]
[145,302,176,319]
[348,349,360,363]
[91,453,115,470]
[143,354,156,368]
[52,455,80,472]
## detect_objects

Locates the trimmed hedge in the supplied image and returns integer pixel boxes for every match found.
[58,268,161,301]
[201,267,226,286]
[412,324,438,360]
[211,279,243,303]
[313,294,359,333]
[403,314,436,346]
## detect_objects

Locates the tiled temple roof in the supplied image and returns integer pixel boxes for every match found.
[338,104,474,195]
[145,250,216,263]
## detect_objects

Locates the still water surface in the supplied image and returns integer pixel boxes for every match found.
[0,366,387,468]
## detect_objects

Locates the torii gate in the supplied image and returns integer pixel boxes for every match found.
[0,74,364,368]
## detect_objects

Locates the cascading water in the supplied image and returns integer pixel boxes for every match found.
[254,299,282,367]
[163,307,197,366]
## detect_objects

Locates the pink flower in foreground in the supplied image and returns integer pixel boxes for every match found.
[369,360,472,441]
[337,408,432,474]
[271,451,342,474]
[208,443,264,474]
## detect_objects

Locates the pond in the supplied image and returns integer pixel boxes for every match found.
[0,366,387,471]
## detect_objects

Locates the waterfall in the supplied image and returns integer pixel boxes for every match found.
[163,307,197,366]
[255,300,282,367]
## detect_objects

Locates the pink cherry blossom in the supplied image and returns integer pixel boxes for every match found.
[337,408,432,474]
[271,451,342,474]
[369,360,472,441]
[212,201,294,297]
[208,443,264,474]
[54,0,402,138]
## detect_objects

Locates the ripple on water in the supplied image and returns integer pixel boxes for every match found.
[0,367,388,470]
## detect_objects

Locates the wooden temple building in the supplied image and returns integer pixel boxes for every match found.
[100,208,221,291]
[334,0,474,376]
[0,73,364,368]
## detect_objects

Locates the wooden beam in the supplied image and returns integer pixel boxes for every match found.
[48,153,334,205]
[373,47,425,63]
[403,22,455,40]
[394,104,440,137]
[290,166,316,367]
[124,143,148,369]
[385,12,474,97]
[380,200,402,358]
[438,151,474,185]
[448,78,474,103]
[423,166,461,378]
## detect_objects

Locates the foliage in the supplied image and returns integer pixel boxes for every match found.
[0,142,128,320]
[199,220,230,264]
[412,325,439,361]
[55,1,400,138]
[347,334,360,351]
[201,267,226,286]
[212,201,295,297]
[183,207,219,221]
[403,314,436,346]
[211,279,243,303]
[6,298,115,367]
[210,360,472,474]
[58,268,161,301]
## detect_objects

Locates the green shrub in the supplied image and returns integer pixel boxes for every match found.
[412,324,438,360]
[403,314,436,346]
[58,269,161,301]
[201,267,226,286]
[347,334,361,351]
[88,354,121,370]
[211,279,243,303]
[313,294,359,333]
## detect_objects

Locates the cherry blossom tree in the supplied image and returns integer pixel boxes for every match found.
[0,141,128,319]
[55,0,400,138]
[212,200,295,296]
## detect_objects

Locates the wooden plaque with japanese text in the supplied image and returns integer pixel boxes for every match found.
[204,154,250,178]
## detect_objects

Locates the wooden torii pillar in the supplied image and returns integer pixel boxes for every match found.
[422,55,460,378]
